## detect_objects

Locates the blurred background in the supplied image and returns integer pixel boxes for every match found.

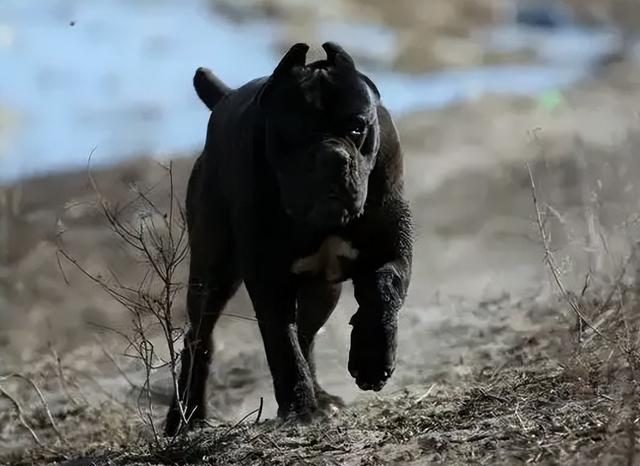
[0,0,637,182]
[2,0,640,460]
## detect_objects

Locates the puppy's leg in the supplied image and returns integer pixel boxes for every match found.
[349,196,412,392]
[165,193,240,436]
[246,279,316,419]
[165,259,240,436]
[349,263,405,391]
[165,248,240,435]
[296,280,345,412]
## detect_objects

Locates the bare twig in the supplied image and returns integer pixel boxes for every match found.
[46,327,80,407]
[526,163,610,343]
[55,250,71,286]
[8,374,69,446]
[255,397,264,424]
[58,157,192,441]
[0,385,44,448]
[218,400,267,441]
[96,337,138,391]
[415,383,436,404]
[597,243,638,317]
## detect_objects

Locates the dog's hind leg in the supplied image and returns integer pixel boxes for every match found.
[296,280,345,413]
[165,235,240,435]
[165,166,240,436]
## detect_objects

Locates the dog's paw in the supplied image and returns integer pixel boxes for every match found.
[348,309,397,391]
[316,389,345,416]
[165,407,195,437]
[165,395,208,437]
[278,405,317,425]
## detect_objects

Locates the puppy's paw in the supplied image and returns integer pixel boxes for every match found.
[348,309,397,392]
[316,389,345,416]
[165,405,201,437]
[164,411,183,437]
[277,398,317,424]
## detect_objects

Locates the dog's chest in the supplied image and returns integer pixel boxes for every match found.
[291,236,359,282]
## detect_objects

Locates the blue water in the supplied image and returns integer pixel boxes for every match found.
[0,0,622,184]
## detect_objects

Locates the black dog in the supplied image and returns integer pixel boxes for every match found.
[165,42,413,436]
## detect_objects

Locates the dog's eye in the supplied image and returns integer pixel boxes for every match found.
[347,120,367,141]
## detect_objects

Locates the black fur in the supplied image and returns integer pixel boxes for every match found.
[193,67,230,111]
[165,42,413,436]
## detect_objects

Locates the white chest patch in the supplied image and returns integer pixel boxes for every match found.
[291,235,359,282]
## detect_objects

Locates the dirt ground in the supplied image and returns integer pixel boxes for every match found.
[3,1,640,465]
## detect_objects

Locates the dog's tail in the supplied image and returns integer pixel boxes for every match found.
[193,67,230,111]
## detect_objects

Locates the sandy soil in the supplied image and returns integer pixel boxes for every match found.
[3,1,640,464]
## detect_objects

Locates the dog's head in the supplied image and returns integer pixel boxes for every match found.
[259,42,381,231]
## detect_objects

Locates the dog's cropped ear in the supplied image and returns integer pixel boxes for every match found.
[273,42,309,77]
[323,42,380,102]
[359,72,381,101]
[259,42,309,110]
[322,41,355,70]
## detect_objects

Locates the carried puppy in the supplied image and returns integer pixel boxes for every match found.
[165,42,413,436]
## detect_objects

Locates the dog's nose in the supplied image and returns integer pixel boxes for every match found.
[337,147,350,165]
[329,148,351,173]
[316,145,350,173]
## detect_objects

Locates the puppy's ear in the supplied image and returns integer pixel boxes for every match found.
[259,43,309,110]
[359,72,381,101]
[322,41,355,70]
[322,42,380,102]
[273,42,309,77]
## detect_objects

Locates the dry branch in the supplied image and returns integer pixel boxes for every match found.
[526,162,610,343]
[56,158,192,441]
[0,384,44,448]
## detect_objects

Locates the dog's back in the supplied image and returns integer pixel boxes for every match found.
[187,72,271,233]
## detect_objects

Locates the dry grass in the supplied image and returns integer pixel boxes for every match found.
[2,281,637,466]
[2,320,629,465]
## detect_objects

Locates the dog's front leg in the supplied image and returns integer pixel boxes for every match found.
[349,196,413,391]
[245,278,317,419]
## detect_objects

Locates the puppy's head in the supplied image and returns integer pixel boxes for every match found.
[259,42,381,231]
